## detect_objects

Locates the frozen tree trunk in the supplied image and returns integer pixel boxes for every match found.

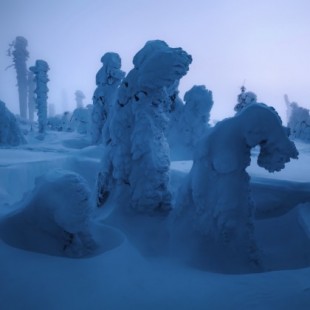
[27,70,36,122]
[30,60,49,135]
[96,40,192,215]
[8,36,29,119]
[91,53,125,144]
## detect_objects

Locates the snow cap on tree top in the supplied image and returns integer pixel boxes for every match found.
[184,85,213,108]
[30,60,49,73]
[14,36,28,48]
[133,40,169,68]
[100,52,122,69]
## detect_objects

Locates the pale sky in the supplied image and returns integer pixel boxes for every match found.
[1,0,310,122]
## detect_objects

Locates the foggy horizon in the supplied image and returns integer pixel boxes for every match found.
[1,0,310,122]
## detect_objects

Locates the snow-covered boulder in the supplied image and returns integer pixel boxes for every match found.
[0,100,26,146]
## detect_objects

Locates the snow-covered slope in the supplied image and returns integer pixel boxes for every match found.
[0,130,310,309]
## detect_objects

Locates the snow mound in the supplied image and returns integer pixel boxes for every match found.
[0,170,124,257]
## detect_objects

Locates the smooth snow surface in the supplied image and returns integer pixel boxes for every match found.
[0,128,310,309]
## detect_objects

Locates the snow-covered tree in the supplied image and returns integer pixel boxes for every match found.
[70,106,92,134]
[0,100,26,146]
[168,85,213,159]
[75,90,85,108]
[7,36,29,119]
[234,86,257,113]
[3,170,97,257]
[174,103,298,271]
[30,60,49,135]
[285,95,310,141]
[27,70,36,123]
[48,103,56,117]
[91,53,125,144]
[181,85,213,147]
[97,40,192,215]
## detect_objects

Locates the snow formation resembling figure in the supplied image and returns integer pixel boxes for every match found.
[175,103,298,271]
[30,60,50,135]
[91,53,125,144]
[97,40,192,215]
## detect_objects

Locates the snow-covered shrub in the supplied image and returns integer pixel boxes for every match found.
[30,60,49,135]
[285,95,310,141]
[70,106,92,134]
[7,36,29,119]
[0,100,26,146]
[47,115,62,131]
[8,170,96,257]
[97,40,192,215]
[234,86,257,113]
[91,52,125,144]
[75,90,85,108]
[60,111,73,131]
[174,103,298,270]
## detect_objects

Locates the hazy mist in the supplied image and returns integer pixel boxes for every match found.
[1,0,310,122]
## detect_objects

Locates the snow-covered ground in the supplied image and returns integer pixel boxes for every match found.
[1,132,310,309]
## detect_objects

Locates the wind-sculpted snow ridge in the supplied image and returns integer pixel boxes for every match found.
[91,52,125,144]
[172,103,298,273]
[0,170,124,258]
[30,60,49,135]
[0,100,26,146]
[97,40,192,215]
